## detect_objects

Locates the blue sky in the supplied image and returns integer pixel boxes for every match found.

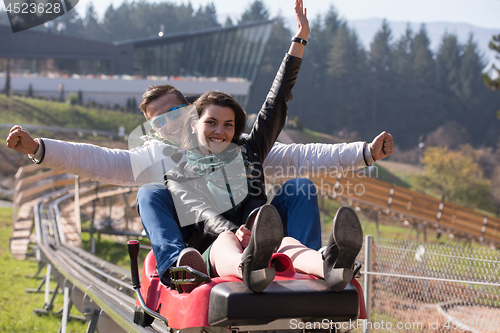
[76,0,500,29]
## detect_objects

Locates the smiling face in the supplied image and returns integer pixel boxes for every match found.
[193,105,236,154]
[145,93,187,145]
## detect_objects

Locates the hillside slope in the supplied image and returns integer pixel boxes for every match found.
[0,95,142,186]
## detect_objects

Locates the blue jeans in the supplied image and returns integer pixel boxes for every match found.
[270,178,322,251]
[137,178,321,279]
[137,183,188,280]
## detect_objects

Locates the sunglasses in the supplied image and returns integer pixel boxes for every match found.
[150,104,188,130]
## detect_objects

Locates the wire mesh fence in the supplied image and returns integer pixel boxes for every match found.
[355,237,500,333]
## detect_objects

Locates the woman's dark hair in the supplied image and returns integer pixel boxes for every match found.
[180,91,247,151]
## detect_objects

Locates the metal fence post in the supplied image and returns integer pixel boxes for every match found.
[364,235,372,333]
[90,183,99,254]
[74,176,81,236]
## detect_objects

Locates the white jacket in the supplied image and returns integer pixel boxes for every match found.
[40,137,369,186]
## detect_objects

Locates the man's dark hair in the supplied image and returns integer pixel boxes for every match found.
[139,84,188,118]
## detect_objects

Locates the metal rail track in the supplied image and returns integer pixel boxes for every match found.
[32,187,167,333]
[25,165,500,332]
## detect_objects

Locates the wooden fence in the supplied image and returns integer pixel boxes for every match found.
[307,170,500,245]
[11,164,500,260]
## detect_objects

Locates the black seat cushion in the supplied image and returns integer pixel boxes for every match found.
[208,279,359,327]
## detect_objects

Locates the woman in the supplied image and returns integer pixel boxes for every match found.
[165,0,374,293]
[166,87,364,293]
[165,0,318,293]
[165,86,305,292]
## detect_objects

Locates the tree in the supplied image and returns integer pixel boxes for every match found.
[4,59,11,97]
[414,146,492,210]
[436,33,462,97]
[400,25,440,149]
[483,34,500,90]
[290,14,326,128]
[101,2,141,41]
[391,25,416,146]
[393,25,414,79]
[434,33,464,141]
[324,23,352,132]
[312,7,341,76]
[459,35,485,100]
[224,17,234,27]
[323,22,368,135]
[239,0,269,23]
[194,4,220,29]
[368,20,394,129]
[292,7,367,136]
[424,121,470,149]
[52,6,84,38]
[245,14,290,113]
[457,34,499,145]
[482,34,500,121]
[81,2,103,41]
[412,25,435,94]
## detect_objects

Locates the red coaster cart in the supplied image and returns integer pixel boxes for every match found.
[128,240,367,333]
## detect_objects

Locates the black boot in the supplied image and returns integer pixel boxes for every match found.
[240,204,283,293]
[323,206,363,292]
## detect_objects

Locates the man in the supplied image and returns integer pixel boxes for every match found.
[7,82,393,281]
[7,1,394,283]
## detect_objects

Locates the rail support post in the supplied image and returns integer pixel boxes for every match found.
[85,309,100,333]
[27,260,46,279]
[25,275,47,293]
[59,280,72,333]
[44,263,52,307]
[363,235,373,333]
[45,280,61,312]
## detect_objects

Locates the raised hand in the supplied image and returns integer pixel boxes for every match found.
[6,125,39,155]
[370,131,394,161]
[294,0,309,40]
[289,0,309,58]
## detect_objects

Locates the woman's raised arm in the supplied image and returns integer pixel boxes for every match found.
[288,0,310,59]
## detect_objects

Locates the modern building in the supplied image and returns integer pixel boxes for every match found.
[0,20,273,108]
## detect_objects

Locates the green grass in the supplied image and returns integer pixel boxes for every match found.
[0,207,13,227]
[80,230,150,269]
[286,127,341,144]
[370,164,411,189]
[0,207,87,332]
[0,94,144,134]
[0,94,139,181]
[319,197,424,242]
[301,128,323,142]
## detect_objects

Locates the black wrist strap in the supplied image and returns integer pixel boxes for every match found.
[30,139,46,164]
[362,142,369,166]
[291,37,307,46]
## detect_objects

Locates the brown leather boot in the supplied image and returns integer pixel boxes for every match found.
[240,204,283,293]
[323,206,363,292]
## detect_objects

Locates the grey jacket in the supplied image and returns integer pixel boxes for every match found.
[165,53,302,251]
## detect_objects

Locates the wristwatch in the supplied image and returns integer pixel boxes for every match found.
[291,37,307,46]
[28,138,45,164]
